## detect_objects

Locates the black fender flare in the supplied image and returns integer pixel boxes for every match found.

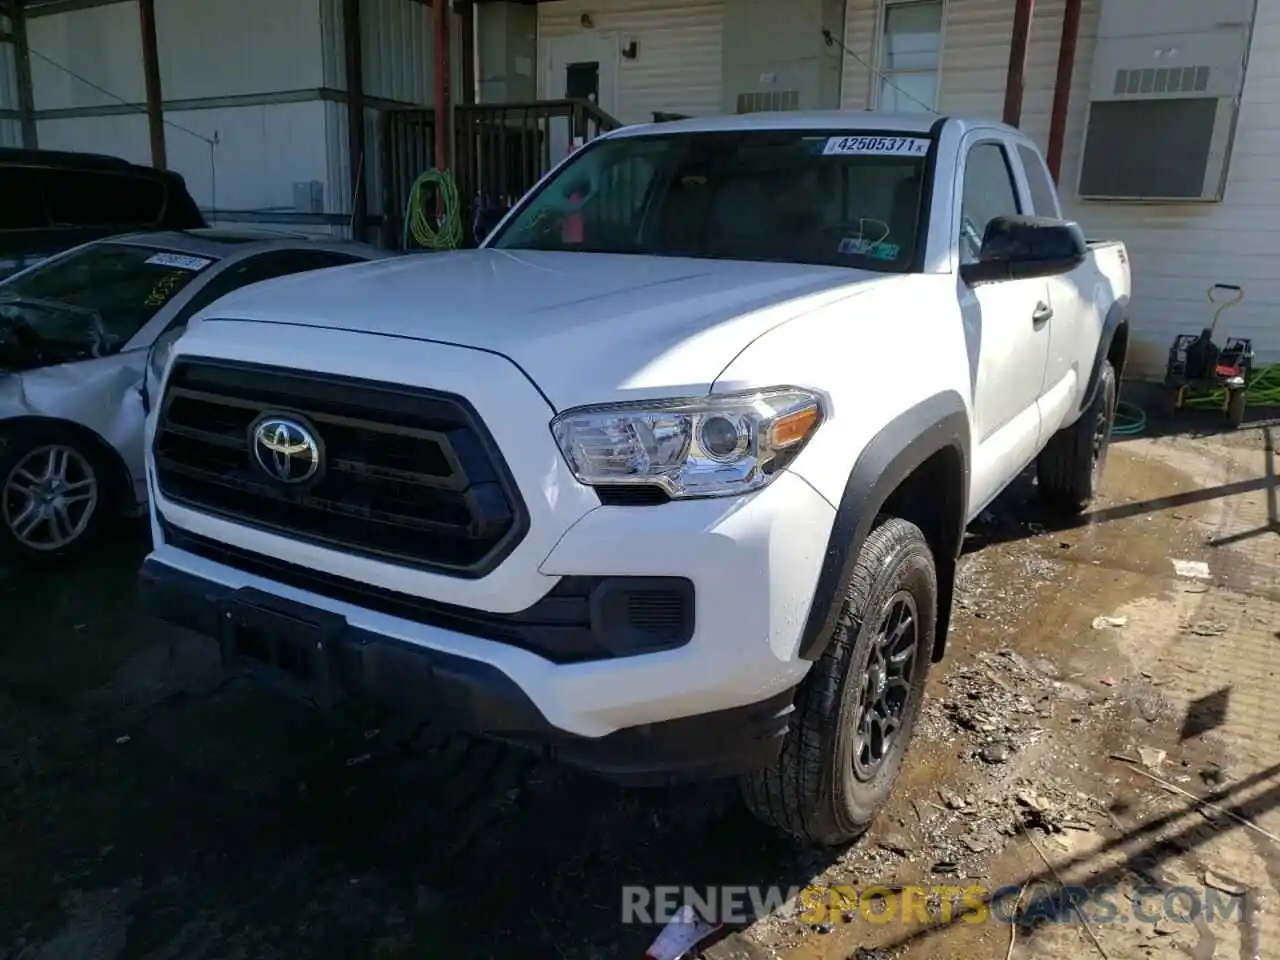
[797,390,970,662]
[1079,295,1130,413]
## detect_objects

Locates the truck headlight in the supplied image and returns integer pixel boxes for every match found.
[550,388,824,499]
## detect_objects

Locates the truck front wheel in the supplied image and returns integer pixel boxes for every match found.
[1037,359,1117,515]
[741,517,936,846]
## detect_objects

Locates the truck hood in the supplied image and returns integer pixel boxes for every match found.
[204,248,889,410]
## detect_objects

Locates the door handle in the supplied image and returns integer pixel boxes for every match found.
[1032,302,1054,326]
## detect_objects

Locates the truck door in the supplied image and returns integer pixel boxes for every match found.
[1013,143,1098,430]
[956,137,1051,502]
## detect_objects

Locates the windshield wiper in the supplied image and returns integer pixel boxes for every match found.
[0,294,99,319]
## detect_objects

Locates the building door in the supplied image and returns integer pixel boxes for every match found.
[542,34,619,167]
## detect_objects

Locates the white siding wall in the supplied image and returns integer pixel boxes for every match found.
[842,0,1280,373]
[537,0,724,125]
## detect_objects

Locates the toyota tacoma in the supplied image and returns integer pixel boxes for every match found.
[139,113,1131,845]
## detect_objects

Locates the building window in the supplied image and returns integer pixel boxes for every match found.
[878,0,943,113]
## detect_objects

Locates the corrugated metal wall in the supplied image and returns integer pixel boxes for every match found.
[0,21,18,147]
[27,1,146,111]
[319,0,464,229]
[359,0,434,104]
[841,0,1280,371]
[537,0,724,125]
[157,0,325,99]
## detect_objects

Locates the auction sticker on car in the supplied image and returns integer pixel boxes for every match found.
[823,135,929,157]
[145,252,213,271]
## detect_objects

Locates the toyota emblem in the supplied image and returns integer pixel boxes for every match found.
[251,416,322,484]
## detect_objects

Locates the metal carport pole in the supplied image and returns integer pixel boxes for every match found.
[344,0,368,240]
[433,0,450,172]
[1002,0,1035,127]
[138,0,167,168]
[2,0,37,148]
[1046,0,1083,182]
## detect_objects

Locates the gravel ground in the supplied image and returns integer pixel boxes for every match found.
[2,398,1277,960]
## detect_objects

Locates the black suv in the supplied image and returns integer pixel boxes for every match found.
[0,149,206,280]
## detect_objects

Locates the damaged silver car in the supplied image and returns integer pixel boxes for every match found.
[0,229,387,561]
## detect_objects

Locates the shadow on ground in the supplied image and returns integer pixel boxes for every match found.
[0,525,837,960]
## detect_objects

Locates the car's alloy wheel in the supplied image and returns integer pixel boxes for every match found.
[2,443,100,552]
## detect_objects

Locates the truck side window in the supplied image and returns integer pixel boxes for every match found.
[959,142,1021,265]
[1017,145,1060,217]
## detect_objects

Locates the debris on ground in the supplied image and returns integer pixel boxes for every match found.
[644,905,721,960]
[1137,747,1166,770]
[1171,558,1211,579]
[1203,869,1247,897]
[1184,619,1228,637]
[1091,616,1128,630]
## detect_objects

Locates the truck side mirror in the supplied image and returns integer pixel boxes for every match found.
[962,215,1088,284]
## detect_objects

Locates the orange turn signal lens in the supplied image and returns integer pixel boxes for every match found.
[769,403,821,448]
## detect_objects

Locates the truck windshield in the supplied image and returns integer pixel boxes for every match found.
[489,130,930,271]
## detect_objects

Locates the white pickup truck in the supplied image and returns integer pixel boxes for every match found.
[140,113,1130,845]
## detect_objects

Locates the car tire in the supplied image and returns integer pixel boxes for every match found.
[740,517,936,846]
[0,425,111,563]
[1037,360,1117,515]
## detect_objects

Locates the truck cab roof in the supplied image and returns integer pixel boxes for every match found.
[606,111,1027,143]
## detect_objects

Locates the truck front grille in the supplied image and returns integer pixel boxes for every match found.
[153,359,527,577]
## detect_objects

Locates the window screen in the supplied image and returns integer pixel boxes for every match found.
[1079,99,1218,199]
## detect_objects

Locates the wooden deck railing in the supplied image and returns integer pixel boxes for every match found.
[378,98,622,248]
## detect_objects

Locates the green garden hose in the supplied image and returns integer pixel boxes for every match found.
[1181,364,1280,409]
[1111,401,1147,437]
[403,168,462,251]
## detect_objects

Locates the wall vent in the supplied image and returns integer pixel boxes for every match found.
[1079,0,1256,203]
[735,89,800,114]
[1113,65,1211,96]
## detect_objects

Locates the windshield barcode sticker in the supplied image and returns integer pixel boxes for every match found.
[145,253,212,271]
[823,136,930,157]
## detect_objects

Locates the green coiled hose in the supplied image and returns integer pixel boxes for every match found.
[403,168,462,251]
[1111,401,1147,437]
[1181,364,1280,409]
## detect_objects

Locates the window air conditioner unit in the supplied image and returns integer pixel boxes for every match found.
[1078,0,1256,203]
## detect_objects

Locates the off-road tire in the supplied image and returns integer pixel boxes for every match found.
[1037,359,1117,515]
[741,517,936,846]
[0,424,112,563]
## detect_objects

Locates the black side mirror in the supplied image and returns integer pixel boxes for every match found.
[961,215,1088,284]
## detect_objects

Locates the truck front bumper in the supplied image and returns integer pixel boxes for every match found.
[140,469,837,785]
[141,557,794,785]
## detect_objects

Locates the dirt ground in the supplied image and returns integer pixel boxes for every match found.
[2,392,1278,960]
